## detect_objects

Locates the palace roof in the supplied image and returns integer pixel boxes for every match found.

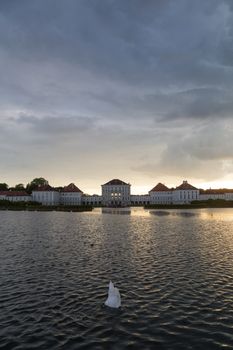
[150,183,170,192]
[0,191,30,196]
[33,185,56,192]
[176,181,198,190]
[200,189,233,194]
[102,179,129,186]
[6,191,30,197]
[62,183,83,193]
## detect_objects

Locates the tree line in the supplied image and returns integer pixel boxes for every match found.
[0,177,49,194]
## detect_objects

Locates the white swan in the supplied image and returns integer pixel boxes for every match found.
[105,281,121,308]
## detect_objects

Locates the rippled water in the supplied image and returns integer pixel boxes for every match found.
[1,208,233,349]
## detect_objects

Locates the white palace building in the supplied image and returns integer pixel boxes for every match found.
[101,179,131,207]
[1,179,233,206]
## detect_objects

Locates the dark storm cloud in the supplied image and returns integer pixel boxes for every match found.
[0,0,230,84]
[0,0,232,113]
[0,0,233,186]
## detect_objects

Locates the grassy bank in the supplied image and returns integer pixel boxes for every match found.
[0,200,93,212]
[145,199,233,209]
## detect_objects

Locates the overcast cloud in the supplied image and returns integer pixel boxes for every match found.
[0,0,233,193]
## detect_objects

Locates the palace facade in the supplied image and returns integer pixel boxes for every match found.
[1,179,233,206]
[101,179,131,207]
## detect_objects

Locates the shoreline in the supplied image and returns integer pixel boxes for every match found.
[144,202,233,209]
[0,205,93,212]
[2,203,233,211]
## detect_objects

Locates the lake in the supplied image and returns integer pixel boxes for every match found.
[1,208,233,349]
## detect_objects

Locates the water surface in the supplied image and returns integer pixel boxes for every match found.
[1,208,233,349]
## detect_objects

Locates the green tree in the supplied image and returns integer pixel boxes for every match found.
[14,184,25,191]
[26,177,49,193]
[0,183,8,191]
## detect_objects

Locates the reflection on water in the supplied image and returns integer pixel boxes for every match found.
[1,208,233,349]
[175,211,198,217]
[95,206,233,221]
[102,208,131,215]
[149,210,170,216]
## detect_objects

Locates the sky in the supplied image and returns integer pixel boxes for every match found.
[0,0,233,194]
